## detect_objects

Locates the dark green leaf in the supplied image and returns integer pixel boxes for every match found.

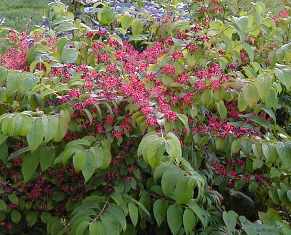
[167,204,183,235]
[183,208,197,235]
[131,19,144,36]
[39,146,56,171]
[22,151,40,182]
[216,101,227,119]
[128,202,139,227]
[27,118,44,151]
[107,205,127,232]
[188,200,209,228]
[11,210,21,224]
[165,132,182,160]
[174,177,195,204]
[153,199,168,226]
[82,151,97,182]
[61,46,78,64]
[26,211,38,227]
[0,142,8,163]
[73,150,86,172]
[223,211,238,234]
[243,84,259,107]
[98,6,115,25]
[89,222,105,235]
[0,200,7,211]
[276,142,291,170]
[119,14,132,30]
[76,221,89,235]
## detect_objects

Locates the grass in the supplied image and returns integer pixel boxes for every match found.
[0,0,49,31]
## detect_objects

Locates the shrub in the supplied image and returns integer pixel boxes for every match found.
[0,1,290,234]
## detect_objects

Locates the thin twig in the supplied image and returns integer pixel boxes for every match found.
[91,200,109,223]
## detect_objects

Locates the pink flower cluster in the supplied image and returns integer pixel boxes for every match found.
[49,35,179,126]
[194,63,229,91]
[272,9,289,23]
[121,76,158,125]
[211,160,267,188]
[192,116,257,138]
[0,31,30,70]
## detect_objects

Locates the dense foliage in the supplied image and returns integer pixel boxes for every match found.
[0,0,290,234]
[0,0,49,31]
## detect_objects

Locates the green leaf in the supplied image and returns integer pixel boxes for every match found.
[12,114,23,136]
[216,101,227,119]
[98,6,115,25]
[247,115,272,129]
[119,14,132,31]
[0,200,7,211]
[76,221,89,235]
[125,195,151,218]
[223,211,238,234]
[259,208,281,225]
[128,202,139,227]
[188,200,209,228]
[238,93,247,112]
[161,167,181,198]
[270,167,281,178]
[276,42,291,61]
[0,134,7,145]
[231,140,241,156]
[243,43,255,62]
[243,84,259,107]
[26,211,38,227]
[174,177,195,204]
[1,115,16,137]
[153,199,168,226]
[262,143,277,164]
[131,19,144,36]
[8,194,18,205]
[6,72,18,93]
[27,118,44,151]
[6,71,37,95]
[61,46,78,64]
[54,110,70,142]
[287,191,291,202]
[73,150,86,172]
[138,133,164,168]
[256,76,278,108]
[255,74,273,100]
[107,205,127,232]
[54,20,76,33]
[165,132,182,160]
[183,208,197,235]
[89,222,105,235]
[215,137,225,151]
[0,142,8,163]
[22,151,40,182]
[142,138,164,168]
[45,116,59,142]
[39,146,56,171]
[276,142,291,170]
[177,113,189,133]
[233,16,248,41]
[17,115,33,137]
[82,151,97,182]
[262,108,276,123]
[11,210,21,224]
[138,132,162,156]
[98,139,112,169]
[101,214,120,235]
[167,204,183,235]
[275,68,291,91]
